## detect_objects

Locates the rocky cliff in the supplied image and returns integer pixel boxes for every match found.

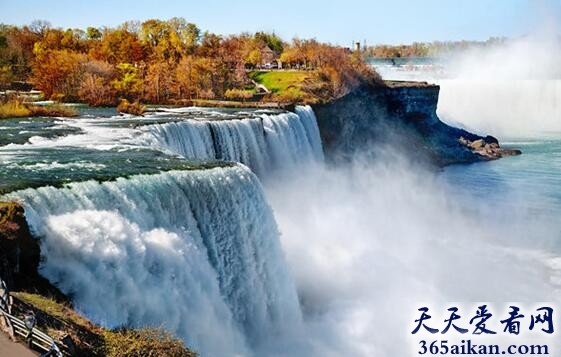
[0,201,65,300]
[312,81,520,165]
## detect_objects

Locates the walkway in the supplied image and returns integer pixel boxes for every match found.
[0,331,39,356]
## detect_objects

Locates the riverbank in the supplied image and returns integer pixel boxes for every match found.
[0,100,76,119]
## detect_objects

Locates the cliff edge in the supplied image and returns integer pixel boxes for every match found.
[312,81,520,165]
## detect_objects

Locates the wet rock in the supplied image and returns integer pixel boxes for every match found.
[457,137,521,160]
[484,135,499,144]
[500,148,522,156]
[470,139,485,149]
[0,201,66,300]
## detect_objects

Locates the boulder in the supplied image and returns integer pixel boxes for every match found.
[470,139,485,149]
[484,135,499,145]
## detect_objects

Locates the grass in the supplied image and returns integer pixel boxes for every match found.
[249,70,317,103]
[13,292,86,325]
[29,104,77,117]
[104,329,197,357]
[12,292,197,356]
[0,100,77,119]
[0,100,31,118]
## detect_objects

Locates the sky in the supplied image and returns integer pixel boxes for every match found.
[0,0,551,45]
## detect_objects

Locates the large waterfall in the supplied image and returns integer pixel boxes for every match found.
[136,105,324,175]
[5,165,302,356]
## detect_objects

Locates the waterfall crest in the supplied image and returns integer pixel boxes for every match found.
[137,105,324,175]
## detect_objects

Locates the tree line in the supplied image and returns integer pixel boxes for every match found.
[366,37,507,58]
[0,19,380,105]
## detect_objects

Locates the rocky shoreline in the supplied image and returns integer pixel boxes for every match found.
[458,136,521,160]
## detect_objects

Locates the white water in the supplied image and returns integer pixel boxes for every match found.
[265,155,561,356]
[5,166,302,356]
[137,105,324,176]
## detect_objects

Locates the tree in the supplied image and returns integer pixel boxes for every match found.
[78,60,115,106]
[254,31,283,53]
[197,32,221,58]
[32,49,85,100]
[176,56,194,99]
[112,63,143,100]
[140,19,190,62]
[245,49,261,68]
[29,20,51,36]
[168,18,200,54]
[190,57,216,99]
[98,28,145,64]
[144,61,177,103]
[86,27,102,40]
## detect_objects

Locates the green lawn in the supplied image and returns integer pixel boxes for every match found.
[249,71,314,102]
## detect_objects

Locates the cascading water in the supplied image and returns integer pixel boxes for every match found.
[4,165,302,356]
[136,105,324,176]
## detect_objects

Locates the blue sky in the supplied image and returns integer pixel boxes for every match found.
[0,0,550,45]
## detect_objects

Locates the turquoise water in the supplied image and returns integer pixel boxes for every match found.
[443,139,561,203]
[440,139,561,256]
[444,140,561,213]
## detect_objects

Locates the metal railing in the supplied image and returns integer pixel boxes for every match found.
[0,278,64,356]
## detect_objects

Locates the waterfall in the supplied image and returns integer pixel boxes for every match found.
[136,105,324,176]
[436,79,561,138]
[4,165,302,356]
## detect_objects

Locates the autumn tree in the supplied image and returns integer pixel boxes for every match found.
[32,49,85,100]
[190,57,216,99]
[168,17,200,54]
[78,59,115,106]
[144,60,177,103]
[0,25,41,81]
[176,56,194,99]
[245,49,261,68]
[97,28,145,64]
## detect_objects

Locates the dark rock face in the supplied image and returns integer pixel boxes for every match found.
[312,82,519,166]
[0,202,40,287]
[0,201,65,300]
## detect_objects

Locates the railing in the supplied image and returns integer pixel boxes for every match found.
[0,278,64,357]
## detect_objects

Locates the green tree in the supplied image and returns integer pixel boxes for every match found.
[254,31,283,53]
[112,63,143,100]
[86,27,102,40]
